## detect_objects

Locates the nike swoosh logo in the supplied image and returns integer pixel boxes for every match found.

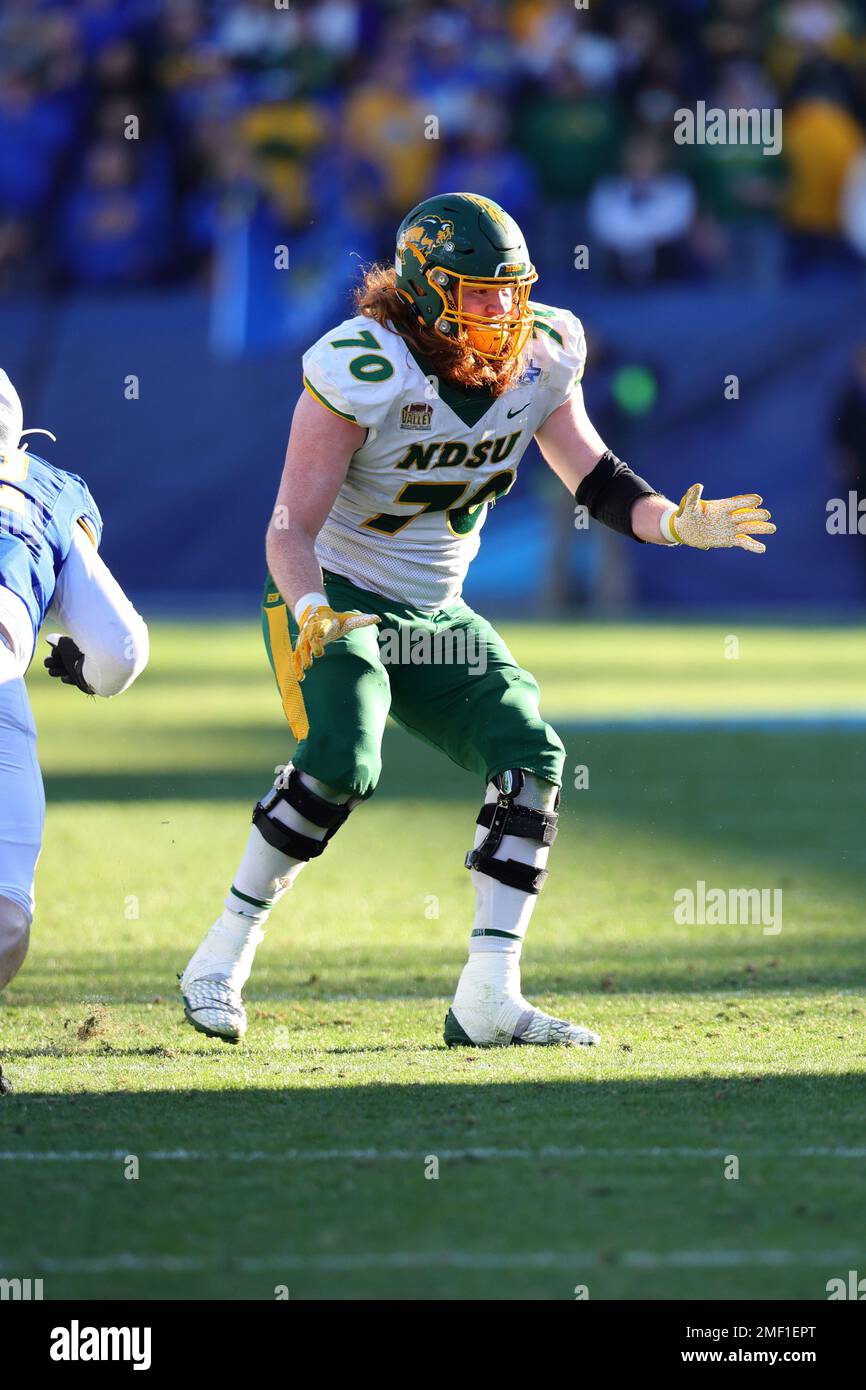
[507,404,529,418]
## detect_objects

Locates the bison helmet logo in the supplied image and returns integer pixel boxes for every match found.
[397,216,455,272]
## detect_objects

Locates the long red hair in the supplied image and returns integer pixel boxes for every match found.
[353,265,526,398]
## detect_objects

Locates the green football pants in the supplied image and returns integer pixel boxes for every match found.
[261,569,565,800]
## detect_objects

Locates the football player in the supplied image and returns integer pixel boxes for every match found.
[181,193,774,1046]
[0,369,149,992]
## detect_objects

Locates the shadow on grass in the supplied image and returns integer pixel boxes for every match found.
[1,1075,865,1154]
[0,1045,178,1060]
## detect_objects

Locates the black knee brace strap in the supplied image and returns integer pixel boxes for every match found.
[253,767,353,861]
[464,769,559,895]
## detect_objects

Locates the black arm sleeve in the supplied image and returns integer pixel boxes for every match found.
[575,450,659,541]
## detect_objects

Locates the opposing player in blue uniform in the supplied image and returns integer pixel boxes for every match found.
[0,369,149,992]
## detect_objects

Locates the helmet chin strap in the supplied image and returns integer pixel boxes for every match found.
[466,326,507,356]
[462,313,525,361]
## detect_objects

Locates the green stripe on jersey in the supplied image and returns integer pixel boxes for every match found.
[532,317,563,347]
[303,375,358,423]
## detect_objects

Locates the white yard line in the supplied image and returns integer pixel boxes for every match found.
[0,1144,864,1162]
[0,1248,860,1274]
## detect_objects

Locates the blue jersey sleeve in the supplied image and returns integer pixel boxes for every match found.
[61,473,104,552]
[0,449,104,645]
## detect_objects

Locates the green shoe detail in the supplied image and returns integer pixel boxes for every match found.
[443,1008,476,1047]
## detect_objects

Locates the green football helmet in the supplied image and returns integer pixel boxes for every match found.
[394,192,537,361]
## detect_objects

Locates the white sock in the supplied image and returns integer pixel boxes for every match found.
[181,908,265,993]
[456,948,522,1002]
[467,778,553,965]
[183,766,351,991]
[453,775,557,1031]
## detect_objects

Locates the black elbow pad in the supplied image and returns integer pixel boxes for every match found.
[575,450,659,540]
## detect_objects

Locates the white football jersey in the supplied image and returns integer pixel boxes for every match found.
[302,302,587,609]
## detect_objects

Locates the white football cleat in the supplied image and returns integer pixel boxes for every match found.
[444,954,599,1048]
[445,998,599,1047]
[181,975,247,1043]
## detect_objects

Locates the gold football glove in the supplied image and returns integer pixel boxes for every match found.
[291,604,380,681]
[668,484,776,553]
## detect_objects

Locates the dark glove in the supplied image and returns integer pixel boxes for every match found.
[44,634,94,694]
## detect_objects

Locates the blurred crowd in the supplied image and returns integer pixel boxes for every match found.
[3,0,866,294]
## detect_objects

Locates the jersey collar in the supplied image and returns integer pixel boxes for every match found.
[402,340,501,430]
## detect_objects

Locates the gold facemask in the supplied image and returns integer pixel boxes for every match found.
[426,266,538,361]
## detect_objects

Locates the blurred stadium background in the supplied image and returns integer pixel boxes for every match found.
[3,0,866,616]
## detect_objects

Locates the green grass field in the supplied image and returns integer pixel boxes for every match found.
[1,621,865,1301]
